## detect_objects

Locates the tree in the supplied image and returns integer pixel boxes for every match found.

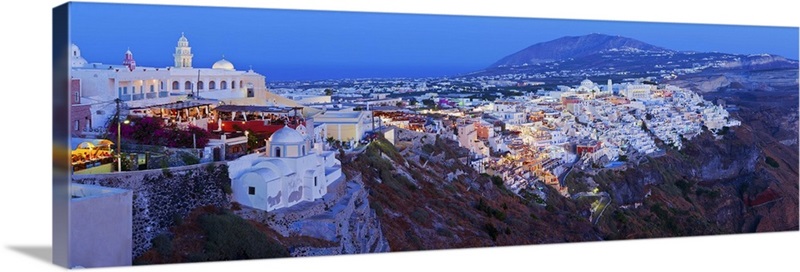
[409,98,418,106]
[338,147,345,161]
[765,156,780,168]
[324,88,334,96]
[245,130,259,151]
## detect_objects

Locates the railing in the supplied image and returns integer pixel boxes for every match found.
[71,157,114,172]
[208,120,306,134]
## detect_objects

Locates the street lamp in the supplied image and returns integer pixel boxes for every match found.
[117,119,130,172]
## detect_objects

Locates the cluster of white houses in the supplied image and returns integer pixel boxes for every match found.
[69,34,384,219]
[418,78,740,197]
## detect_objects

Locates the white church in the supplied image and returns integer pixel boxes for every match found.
[70,33,344,211]
[69,33,278,132]
[227,126,343,211]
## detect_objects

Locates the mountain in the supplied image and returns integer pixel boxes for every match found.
[475,33,797,79]
[490,33,672,68]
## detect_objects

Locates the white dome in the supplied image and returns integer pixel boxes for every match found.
[269,127,305,144]
[71,44,81,55]
[70,44,87,68]
[581,79,593,86]
[177,33,190,47]
[212,58,235,71]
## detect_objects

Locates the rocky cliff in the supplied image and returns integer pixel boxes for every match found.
[236,175,390,256]
[350,114,797,250]
[346,133,602,251]
[589,126,798,238]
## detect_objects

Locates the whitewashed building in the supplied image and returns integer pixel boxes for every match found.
[621,83,653,101]
[69,33,281,132]
[227,126,342,211]
[313,109,374,144]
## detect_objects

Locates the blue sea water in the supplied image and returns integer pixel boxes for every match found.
[256,64,478,82]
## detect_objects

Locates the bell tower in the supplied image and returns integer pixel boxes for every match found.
[122,48,136,71]
[173,32,193,68]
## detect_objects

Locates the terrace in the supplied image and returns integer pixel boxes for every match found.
[128,100,214,128]
[208,105,307,135]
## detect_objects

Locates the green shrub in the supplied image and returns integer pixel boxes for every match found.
[491,175,504,187]
[196,212,289,261]
[180,152,200,165]
[695,187,720,198]
[405,230,423,249]
[172,213,183,226]
[765,156,780,168]
[410,208,429,224]
[205,163,217,173]
[161,167,173,178]
[475,198,506,221]
[435,227,453,238]
[370,201,384,217]
[612,210,627,223]
[422,144,435,154]
[151,234,173,257]
[221,182,232,195]
[675,180,691,195]
[483,223,499,241]
[650,203,668,218]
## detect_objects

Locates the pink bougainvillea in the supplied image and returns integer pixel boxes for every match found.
[108,116,211,148]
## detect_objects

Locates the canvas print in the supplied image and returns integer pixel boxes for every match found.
[55,1,799,268]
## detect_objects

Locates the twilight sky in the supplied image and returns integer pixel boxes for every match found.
[70,2,799,81]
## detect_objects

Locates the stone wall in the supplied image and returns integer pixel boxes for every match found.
[71,162,231,258]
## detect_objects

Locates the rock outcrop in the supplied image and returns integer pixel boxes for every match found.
[237,175,390,256]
